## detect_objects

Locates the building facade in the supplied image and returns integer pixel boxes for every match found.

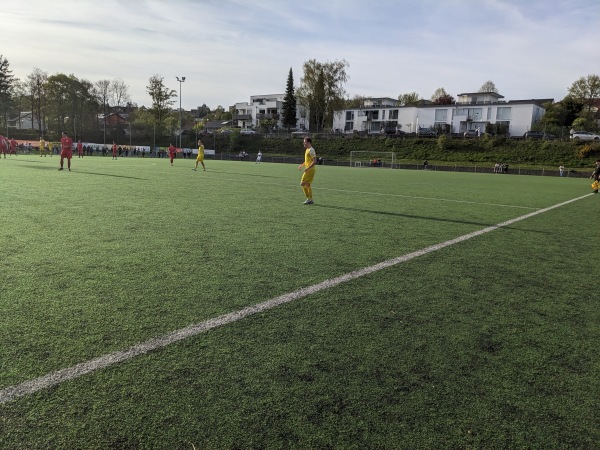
[233,94,308,131]
[332,93,552,137]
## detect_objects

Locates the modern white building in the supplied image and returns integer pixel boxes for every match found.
[332,92,553,137]
[233,94,308,130]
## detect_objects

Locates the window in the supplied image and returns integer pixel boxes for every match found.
[346,111,355,120]
[497,107,511,120]
[345,122,353,131]
[389,109,399,120]
[435,109,448,121]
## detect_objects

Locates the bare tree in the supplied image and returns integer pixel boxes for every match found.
[95,79,111,144]
[25,68,48,134]
[479,80,498,93]
[110,78,130,112]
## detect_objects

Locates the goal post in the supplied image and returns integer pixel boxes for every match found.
[349,151,396,168]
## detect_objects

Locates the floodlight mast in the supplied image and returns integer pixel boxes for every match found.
[176,76,186,148]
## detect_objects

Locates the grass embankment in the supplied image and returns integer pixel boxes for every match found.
[229,134,600,169]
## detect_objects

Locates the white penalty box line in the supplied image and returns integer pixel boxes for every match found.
[0,193,593,404]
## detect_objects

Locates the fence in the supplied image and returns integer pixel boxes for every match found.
[213,154,589,178]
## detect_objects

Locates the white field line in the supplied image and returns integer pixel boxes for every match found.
[210,174,540,211]
[0,193,593,405]
[315,187,540,210]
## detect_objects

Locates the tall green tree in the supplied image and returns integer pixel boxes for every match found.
[568,74,600,112]
[281,67,297,131]
[542,96,583,129]
[146,74,177,131]
[297,59,349,132]
[45,73,96,138]
[0,55,15,132]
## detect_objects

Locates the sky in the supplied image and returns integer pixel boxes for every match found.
[3,0,600,111]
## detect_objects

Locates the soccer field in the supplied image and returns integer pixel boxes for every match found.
[1,155,599,448]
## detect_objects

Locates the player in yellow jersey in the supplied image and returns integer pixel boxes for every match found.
[193,139,206,171]
[298,137,317,204]
[39,137,46,157]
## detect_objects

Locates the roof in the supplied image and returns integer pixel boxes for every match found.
[457,92,505,99]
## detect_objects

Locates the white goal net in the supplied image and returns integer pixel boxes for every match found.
[349,151,396,168]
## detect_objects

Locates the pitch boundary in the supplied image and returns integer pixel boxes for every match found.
[0,193,593,404]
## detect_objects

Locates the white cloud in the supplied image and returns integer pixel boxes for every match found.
[3,0,600,109]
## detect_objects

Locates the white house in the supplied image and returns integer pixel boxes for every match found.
[332,92,552,137]
[233,94,308,130]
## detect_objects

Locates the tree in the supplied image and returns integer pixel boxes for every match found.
[542,95,583,129]
[345,95,367,109]
[258,118,276,134]
[297,59,349,132]
[110,78,130,112]
[479,80,498,93]
[430,87,454,105]
[0,55,15,132]
[95,79,111,144]
[568,74,600,112]
[9,80,28,132]
[45,73,97,139]
[281,67,297,131]
[25,68,48,134]
[109,78,130,142]
[146,75,177,130]
[398,92,420,106]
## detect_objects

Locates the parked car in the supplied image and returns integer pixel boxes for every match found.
[291,130,308,137]
[240,129,257,135]
[417,128,437,137]
[524,131,554,140]
[220,129,233,134]
[570,131,600,141]
[464,130,479,137]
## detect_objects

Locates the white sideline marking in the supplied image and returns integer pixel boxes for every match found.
[0,193,593,404]
[316,187,540,210]
[213,174,540,210]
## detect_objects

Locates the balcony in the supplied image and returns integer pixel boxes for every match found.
[257,113,280,120]
[234,114,252,120]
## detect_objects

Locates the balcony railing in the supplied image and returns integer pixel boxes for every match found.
[234,114,252,120]
[257,113,280,120]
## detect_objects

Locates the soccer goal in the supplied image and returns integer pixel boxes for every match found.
[349,151,396,169]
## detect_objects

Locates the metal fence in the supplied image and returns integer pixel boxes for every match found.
[212,153,589,178]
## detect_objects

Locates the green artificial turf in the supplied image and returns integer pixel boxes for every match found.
[0,155,599,448]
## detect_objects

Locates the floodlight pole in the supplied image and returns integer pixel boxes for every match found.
[176,76,186,149]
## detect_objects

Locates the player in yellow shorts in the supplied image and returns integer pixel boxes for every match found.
[193,139,206,171]
[298,137,317,204]
[39,137,46,157]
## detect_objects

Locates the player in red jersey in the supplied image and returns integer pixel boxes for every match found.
[168,143,176,166]
[77,140,83,158]
[59,131,73,171]
[112,141,117,160]
[9,138,18,156]
[0,135,7,158]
